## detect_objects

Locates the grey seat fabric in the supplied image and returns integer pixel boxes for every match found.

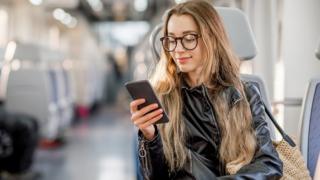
[300,79,320,177]
[2,42,73,140]
[149,7,276,139]
[216,7,257,61]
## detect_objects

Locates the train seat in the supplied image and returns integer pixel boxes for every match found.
[1,42,73,140]
[299,43,320,177]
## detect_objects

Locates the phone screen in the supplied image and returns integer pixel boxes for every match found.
[125,80,169,124]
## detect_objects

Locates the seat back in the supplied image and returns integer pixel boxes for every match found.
[149,7,276,139]
[300,81,320,177]
[2,42,63,139]
[240,75,276,138]
[299,40,320,177]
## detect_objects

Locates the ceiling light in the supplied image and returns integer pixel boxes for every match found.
[62,14,72,25]
[175,0,185,4]
[53,8,65,21]
[29,0,43,6]
[87,0,103,12]
[67,18,78,28]
[134,0,148,12]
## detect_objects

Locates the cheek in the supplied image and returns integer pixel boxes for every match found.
[169,52,175,60]
[193,43,204,62]
[168,53,178,65]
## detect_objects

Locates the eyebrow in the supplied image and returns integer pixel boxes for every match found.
[168,30,198,36]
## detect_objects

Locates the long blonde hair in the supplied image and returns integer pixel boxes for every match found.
[150,0,257,173]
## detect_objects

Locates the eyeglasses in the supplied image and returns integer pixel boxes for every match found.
[160,34,201,52]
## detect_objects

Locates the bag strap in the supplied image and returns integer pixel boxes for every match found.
[262,101,296,147]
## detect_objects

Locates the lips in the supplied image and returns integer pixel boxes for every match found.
[176,57,191,63]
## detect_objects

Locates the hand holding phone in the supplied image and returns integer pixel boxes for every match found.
[125,80,169,124]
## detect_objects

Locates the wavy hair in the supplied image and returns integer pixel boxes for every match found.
[150,0,256,173]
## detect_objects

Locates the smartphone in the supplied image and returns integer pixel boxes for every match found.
[125,80,169,124]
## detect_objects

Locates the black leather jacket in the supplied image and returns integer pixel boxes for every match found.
[138,82,283,180]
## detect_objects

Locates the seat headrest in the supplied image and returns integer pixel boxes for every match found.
[216,7,257,60]
[150,7,257,61]
[4,41,64,62]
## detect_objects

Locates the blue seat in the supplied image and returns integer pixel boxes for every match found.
[299,39,320,177]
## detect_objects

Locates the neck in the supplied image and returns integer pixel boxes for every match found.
[185,69,203,87]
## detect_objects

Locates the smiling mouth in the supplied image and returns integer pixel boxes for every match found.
[177,57,191,63]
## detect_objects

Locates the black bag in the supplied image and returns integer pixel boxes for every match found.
[0,109,39,174]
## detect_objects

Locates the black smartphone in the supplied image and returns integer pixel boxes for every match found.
[125,80,169,124]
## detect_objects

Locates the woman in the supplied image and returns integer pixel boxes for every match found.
[130,1,283,179]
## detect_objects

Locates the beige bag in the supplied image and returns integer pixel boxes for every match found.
[273,139,311,180]
[264,103,311,180]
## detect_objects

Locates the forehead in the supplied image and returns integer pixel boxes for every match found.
[167,14,199,35]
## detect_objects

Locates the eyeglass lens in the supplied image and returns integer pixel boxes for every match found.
[161,34,199,52]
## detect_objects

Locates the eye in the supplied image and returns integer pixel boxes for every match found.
[164,37,174,42]
[183,34,197,42]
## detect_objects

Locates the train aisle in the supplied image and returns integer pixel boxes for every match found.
[32,105,136,180]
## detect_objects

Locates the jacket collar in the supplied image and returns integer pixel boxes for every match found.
[224,86,243,108]
[180,75,204,91]
[180,75,243,108]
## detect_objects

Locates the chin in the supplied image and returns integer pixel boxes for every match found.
[177,64,194,73]
[178,68,192,73]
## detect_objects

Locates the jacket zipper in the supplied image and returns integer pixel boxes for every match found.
[139,139,150,180]
[203,86,225,173]
[202,86,221,138]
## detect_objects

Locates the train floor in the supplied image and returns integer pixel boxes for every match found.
[31,104,136,180]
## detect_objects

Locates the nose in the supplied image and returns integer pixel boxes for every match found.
[174,39,185,52]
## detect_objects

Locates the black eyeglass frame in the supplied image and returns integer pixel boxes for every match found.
[160,34,201,52]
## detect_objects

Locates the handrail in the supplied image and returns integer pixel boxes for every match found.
[272,98,303,106]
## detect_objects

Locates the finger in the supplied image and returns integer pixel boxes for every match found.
[134,108,163,125]
[132,103,159,121]
[140,114,164,129]
[130,99,145,113]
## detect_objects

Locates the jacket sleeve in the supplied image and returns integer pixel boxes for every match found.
[138,126,170,180]
[218,83,283,180]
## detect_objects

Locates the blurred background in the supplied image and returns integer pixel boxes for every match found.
[0,0,319,180]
